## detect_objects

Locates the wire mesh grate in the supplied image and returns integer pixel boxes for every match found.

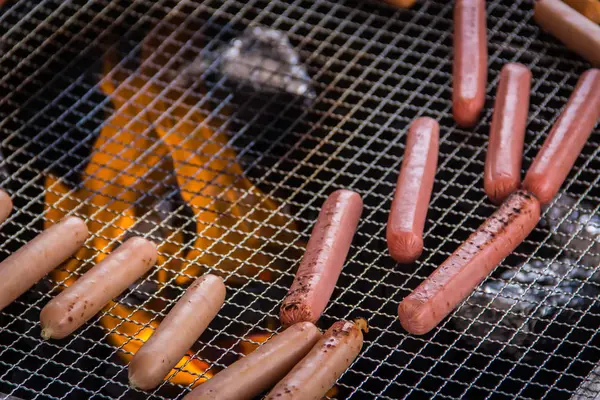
[0,0,599,399]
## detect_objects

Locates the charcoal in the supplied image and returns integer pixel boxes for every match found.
[542,194,600,267]
[454,258,600,359]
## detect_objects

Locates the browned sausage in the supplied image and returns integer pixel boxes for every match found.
[534,0,600,67]
[453,0,488,127]
[280,190,363,327]
[183,322,321,400]
[387,117,439,263]
[523,69,600,205]
[40,237,157,339]
[0,189,12,224]
[0,217,89,311]
[383,0,416,8]
[398,190,540,335]
[484,63,532,204]
[128,274,226,390]
[265,319,365,400]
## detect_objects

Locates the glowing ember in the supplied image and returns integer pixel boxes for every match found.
[43,17,299,388]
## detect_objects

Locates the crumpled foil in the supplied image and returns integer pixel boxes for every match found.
[182,26,314,99]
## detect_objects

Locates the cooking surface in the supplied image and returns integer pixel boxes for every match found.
[0,0,599,399]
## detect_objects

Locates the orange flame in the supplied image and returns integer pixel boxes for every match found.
[43,15,300,388]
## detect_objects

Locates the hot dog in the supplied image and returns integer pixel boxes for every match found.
[484,63,532,204]
[128,274,226,390]
[383,0,416,8]
[522,69,600,205]
[265,319,365,400]
[183,322,321,400]
[0,216,88,311]
[40,236,157,339]
[398,190,540,335]
[387,117,439,263]
[280,190,363,327]
[534,0,600,67]
[0,189,12,224]
[453,0,488,127]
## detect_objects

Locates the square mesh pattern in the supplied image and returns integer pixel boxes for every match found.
[1,0,599,399]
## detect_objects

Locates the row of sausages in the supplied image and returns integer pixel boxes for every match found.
[276,67,599,338]
[397,67,600,334]
[0,200,364,398]
[453,0,600,129]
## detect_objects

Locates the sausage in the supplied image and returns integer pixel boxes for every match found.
[398,190,540,335]
[453,0,488,127]
[534,0,600,67]
[484,63,532,204]
[183,322,321,400]
[562,0,600,24]
[0,217,88,311]
[40,236,157,339]
[387,117,439,263]
[383,0,416,8]
[280,190,363,327]
[265,319,365,400]
[128,274,226,390]
[522,69,600,205]
[0,189,12,224]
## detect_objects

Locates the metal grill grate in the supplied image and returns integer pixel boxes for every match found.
[1,0,599,399]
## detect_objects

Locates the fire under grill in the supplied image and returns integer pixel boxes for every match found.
[0,0,599,399]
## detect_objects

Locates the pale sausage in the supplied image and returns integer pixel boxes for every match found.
[0,189,12,224]
[453,0,488,127]
[534,0,600,67]
[265,320,365,400]
[0,216,88,311]
[40,236,157,339]
[387,117,439,263]
[183,322,321,400]
[398,190,540,335]
[280,190,363,327]
[522,69,600,205]
[128,274,226,390]
[484,63,531,204]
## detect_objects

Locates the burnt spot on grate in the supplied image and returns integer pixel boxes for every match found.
[1,0,599,399]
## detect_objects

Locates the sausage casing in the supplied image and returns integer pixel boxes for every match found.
[534,0,600,67]
[0,189,12,224]
[398,191,540,335]
[387,117,439,263]
[453,0,488,127]
[484,63,531,204]
[0,217,88,311]
[183,322,321,400]
[280,190,363,326]
[40,236,157,339]
[265,320,364,400]
[128,274,226,390]
[523,69,600,205]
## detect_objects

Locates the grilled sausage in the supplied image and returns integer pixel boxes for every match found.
[40,236,157,339]
[453,0,488,127]
[484,63,532,204]
[522,69,600,205]
[183,322,321,400]
[280,190,363,327]
[265,319,365,400]
[534,0,600,67]
[0,217,88,312]
[383,0,416,8]
[387,117,439,263]
[398,190,540,335]
[562,0,600,24]
[0,189,12,224]
[128,274,226,390]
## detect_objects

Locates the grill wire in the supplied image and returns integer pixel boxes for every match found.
[1,0,599,399]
